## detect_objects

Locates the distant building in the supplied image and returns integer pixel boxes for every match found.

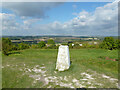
[49,38,54,40]
[94,42,97,44]
[88,38,93,40]
[72,44,74,46]
[94,38,98,40]
[80,38,93,40]
[39,39,46,41]
[79,44,82,46]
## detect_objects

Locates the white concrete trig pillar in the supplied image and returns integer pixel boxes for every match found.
[56,45,70,71]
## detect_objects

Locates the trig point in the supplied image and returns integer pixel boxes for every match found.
[56,45,70,71]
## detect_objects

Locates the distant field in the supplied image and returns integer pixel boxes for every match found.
[2,49,118,88]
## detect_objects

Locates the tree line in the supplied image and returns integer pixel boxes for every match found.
[2,37,120,55]
[2,38,57,55]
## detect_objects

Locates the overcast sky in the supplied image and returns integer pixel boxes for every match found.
[1,0,118,36]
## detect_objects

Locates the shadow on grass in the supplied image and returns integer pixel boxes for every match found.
[70,61,72,65]
[7,51,21,56]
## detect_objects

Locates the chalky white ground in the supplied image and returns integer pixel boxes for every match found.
[3,64,118,88]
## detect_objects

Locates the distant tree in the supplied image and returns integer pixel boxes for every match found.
[69,43,73,49]
[61,43,68,45]
[73,43,80,49]
[18,43,29,50]
[115,39,120,49]
[56,45,60,49]
[47,39,56,49]
[47,44,56,49]
[12,44,18,51]
[83,43,89,48]
[47,39,55,45]
[31,44,39,49]
[100,37,115,50]
[38,41,46,48]
[2,38,12,55]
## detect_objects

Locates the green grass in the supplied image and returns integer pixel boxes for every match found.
[2,49,118,88]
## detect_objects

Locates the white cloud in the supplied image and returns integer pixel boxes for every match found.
[0,13,19,31]
[2,1,118,36]
[23,18,42,27]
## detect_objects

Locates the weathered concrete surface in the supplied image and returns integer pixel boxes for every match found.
[56,45,70,71]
